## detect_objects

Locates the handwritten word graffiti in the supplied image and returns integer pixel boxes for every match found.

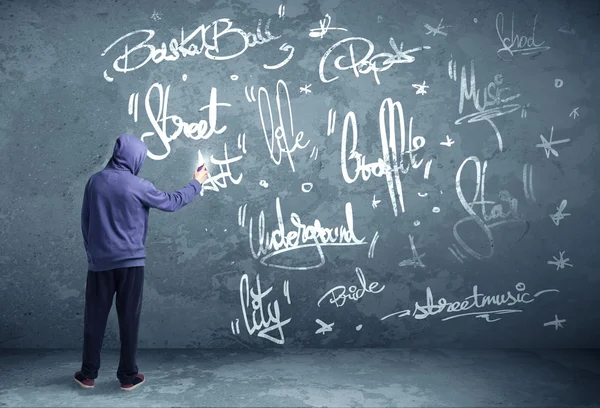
[255,80,310,172]
[236,274,291,345]
[340,98,431,216]
[317,267,385,308]
[201,143,243,193]
[449,59,520,152]
[381,282,559,322]
[454,156,525,260]
[102,18,281,79]
[131,83,230,160]
[496,12,550,59]
[309,14,348,39]
[247,198,366,270]
[319,37,430,85]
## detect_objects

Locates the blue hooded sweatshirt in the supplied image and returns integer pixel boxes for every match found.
[81,134,202,271]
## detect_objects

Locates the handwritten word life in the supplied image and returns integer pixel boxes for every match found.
[247,198,366,270]
[453,59,520,151]
[317,267,385,307]
[256,80,310,172]
[496,12,550,59]
[340,98,430,216]
[102,18,281,78]
[382,282,559,322]
[319,36,430,85]
[454,156,525,260]
[134,83,230,160]
[239,274,291,345]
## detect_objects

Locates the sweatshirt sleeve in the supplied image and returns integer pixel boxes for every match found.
[138,179,202,212]
[81,179,90,251]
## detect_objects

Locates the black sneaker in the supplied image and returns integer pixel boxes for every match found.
[120,373,145,391]
[73,371,94,389]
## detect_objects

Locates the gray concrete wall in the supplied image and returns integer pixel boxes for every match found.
[1,0,599,349]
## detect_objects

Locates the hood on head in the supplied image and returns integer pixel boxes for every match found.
[107,134,147,175]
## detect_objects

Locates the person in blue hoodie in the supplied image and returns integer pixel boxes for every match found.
[74,134,209,391]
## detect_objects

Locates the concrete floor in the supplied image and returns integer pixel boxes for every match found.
[0,349,599,407]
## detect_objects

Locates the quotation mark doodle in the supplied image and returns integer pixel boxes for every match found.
[237,203,248,227]
[283,280,291,304]
[244,86,256,102]
[310,146,319,160]
[547,251,573,270]
[327,108,337,135]
[549,199,570,226]
[423,159,433,180]
[543,314,566,330]
[127,92,140,122]
[237,133,247,154]
[536,126,570,159]
[278,3,285,19]
[522,163,536,202]
[448,244,467,263]
[521,103,530,118]
[315,319,334,335]
[368,231,379,259]
[447,56,458,81]
[231,318,241,334]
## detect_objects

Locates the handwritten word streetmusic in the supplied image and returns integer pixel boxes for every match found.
[256,80,310,172]
[319,36,430,85]
[496,12,550,59]
[247,198,366,270]
[102,18,281,78]
[454,156,526,260]
[452,59,520,152]
[340,98,430,216]
[133,83,230,161]
[317,267,384,308]
[381,282,559,323]
[239,274,291,345]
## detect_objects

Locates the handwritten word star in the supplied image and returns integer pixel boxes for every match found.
[300,84,312,94]
[440,135,455,147]
[547,251,573,270]
[150,10,162,21]
[543,314,566,330]
[372,195,381,209]
[536,126,570,159]
[412,81,429,95]
[569,107,579,119]
[549,199,570,226]
[424,18,449,36]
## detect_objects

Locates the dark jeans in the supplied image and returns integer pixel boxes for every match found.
[80,266,144,384]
